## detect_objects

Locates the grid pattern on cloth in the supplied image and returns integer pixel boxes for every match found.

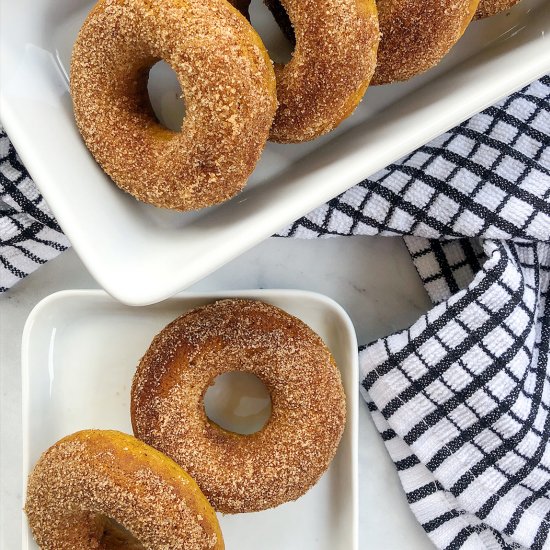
[276,75,550,549]
[361,241,550,550]
[403,238,487,304]
[1,73,549,549]
[0,127,69,291]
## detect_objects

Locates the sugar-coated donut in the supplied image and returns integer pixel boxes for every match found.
[475,0,521,18]
[261,0,379,142]
[131,299,347,513]
[25,430,224,550]
[372,0,480,85]
[71,0,276,211]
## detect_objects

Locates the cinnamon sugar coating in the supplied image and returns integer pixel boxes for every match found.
[131,299,347,513]
[267,0,379,142]
[70,0,276,211]
[372,0,480,85]
[475,0,521,18]
[25,430,224,550]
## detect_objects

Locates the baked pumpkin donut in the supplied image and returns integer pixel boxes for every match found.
[258,0,379,142]
[71,0,276,211]
[131,299,347,513]
[475,0,521,18]
[25,430,224,550]
[372,0,480,85]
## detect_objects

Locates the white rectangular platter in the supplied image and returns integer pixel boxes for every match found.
[21,289,359,550]
[2,0,550,305]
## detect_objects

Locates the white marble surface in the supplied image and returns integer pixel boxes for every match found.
[1,235,435,549]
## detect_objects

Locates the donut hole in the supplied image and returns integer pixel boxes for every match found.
[204,372,272,435]
[95,515,144,550]
[249,0,294,64]
[147,61,186,132]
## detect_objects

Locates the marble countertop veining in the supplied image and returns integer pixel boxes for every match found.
[0,235,435,549]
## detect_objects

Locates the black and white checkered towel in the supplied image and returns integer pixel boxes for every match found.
[0,132,69,291]
[1,76,549,549]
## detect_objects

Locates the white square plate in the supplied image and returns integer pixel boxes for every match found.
[21,289,359,550]
[2,0,549,305]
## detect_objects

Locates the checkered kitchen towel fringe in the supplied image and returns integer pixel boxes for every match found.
[2,75,550,548]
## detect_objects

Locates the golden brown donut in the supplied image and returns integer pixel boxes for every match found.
[475,0,521,18]
[259,0,380,142]
[372,0,480,85]
[25,430,224,550]
[131,299,347,513]
[71,0,276,211]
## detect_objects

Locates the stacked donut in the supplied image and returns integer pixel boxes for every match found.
[25,300,347,549]
[71,0,523,211]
